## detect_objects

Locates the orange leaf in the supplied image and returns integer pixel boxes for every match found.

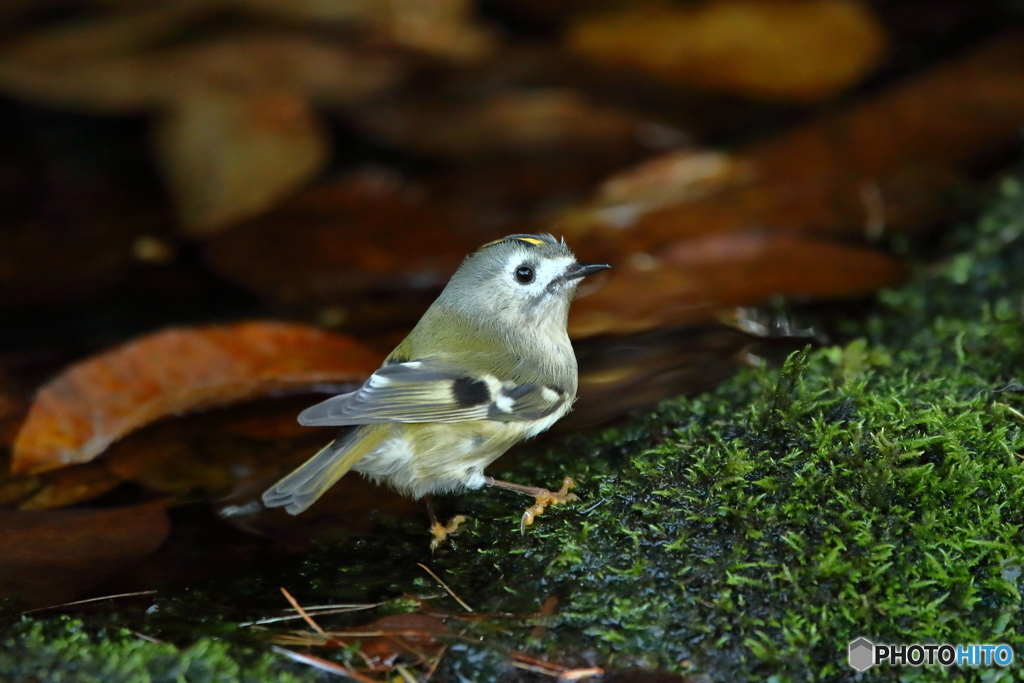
[567,0,886,101]
[12,322,382,475]
[568,232,907,338]
[560,31,1024,257]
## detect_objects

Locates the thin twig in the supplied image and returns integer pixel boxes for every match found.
[417,563,473,612]
[22,590,158,614]
[270,646,378,682]
[511,652,604,680]
[510,652,565,676]
[558,668,605,681]
[130,631,165,645]
[422,643,447,681]
[280,587,326,635]
[241,603,380,627]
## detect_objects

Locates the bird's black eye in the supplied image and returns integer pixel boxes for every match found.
[514,265,535,284]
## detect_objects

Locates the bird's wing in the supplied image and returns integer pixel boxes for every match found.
[297,359,569,426]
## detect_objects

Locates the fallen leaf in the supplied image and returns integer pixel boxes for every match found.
[0,32,401,113]
[203,172,487,304]
[0,1,213,66]
[235,0,496,61]
[570,326,751,427]
[567,0,887,101]
[0,464,40,507]
[568,232,906,338]
[18,463,123,510]
[349,89,648,159]
[154,90,329,233]
[271,612,450,670]
[0,502,170,609]
[560,31,1024,256]
[594,149,754,211]
[101,410,321,498]
[12,322,383,475]
[352,613,450,669]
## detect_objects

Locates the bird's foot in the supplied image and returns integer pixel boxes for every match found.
[484,476,578,534]
[429,514,467,551]
[520,477,577,533]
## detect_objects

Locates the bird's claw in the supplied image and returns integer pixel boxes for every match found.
[430,515,467,551]
[520,477,578,534]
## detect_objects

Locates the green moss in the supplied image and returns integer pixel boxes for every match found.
[0,617,313,683]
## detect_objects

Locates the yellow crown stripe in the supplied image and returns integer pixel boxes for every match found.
[480,236,546,250]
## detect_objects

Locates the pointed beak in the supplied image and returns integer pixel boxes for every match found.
[564,262,611,281]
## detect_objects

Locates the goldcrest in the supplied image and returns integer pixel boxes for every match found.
[262,234,609,534]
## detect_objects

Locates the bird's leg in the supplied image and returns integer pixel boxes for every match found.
[484,476,578,533]
[425,495,466,550]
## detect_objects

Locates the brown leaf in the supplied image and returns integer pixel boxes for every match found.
[154,90,328,234]
[560,31,1024,257]
[349,89,647,159]
[272,612,450,669]
[0,32,401,113]
[235,0,497,61]
[101,413,315,497]
[571,326,751,427]
[0,1,213,66]
[567,0,887,101]
[568,232,906,338]
[0,468,40,507]
[12,322,382,475]
[0,502,170,609]
[18,463,123,510]
[355,613,449,668]
[204,172,487,304]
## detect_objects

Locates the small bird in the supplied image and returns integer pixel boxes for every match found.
[262,234,609,543]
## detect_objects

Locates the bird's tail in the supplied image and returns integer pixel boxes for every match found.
[262,427,382,515]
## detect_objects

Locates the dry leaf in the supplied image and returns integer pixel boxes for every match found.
[0,32,401,113]
[594,149,754,212]
[0,467,40,507]
[0,503,170,608]
[154,90,329,233]
[271,612,450,669]
[204,172,487,303]
[101,412,313,497]
[12,322,382,475]
[560,31,1024,257]
[0,1,213,66]
[571,326,750,427]
[567,0,887,101]
[350,89,646,159]
[568,232,906,338]
[18,463,123,510]
[234,0,496,61]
